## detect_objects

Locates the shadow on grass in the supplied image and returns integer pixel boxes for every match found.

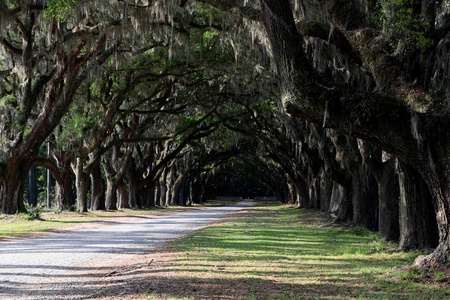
[156,203,448,299]
[0,262,433,300]
[1,202,447,300]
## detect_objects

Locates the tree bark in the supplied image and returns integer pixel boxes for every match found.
[117,180,129,209]
[54,156,74,211]
[166,165,175,206]
[351,165,378,230]
[128,173,139,208]
[334,183,352,223]
[0,157,29,214]
[74,157,89,213]
[154,184,160,207]
[145,183,156,207]
[28,165,38,207]
[294,178,309,208]
[171,168,190,206]
[46,142,52,209]
[104,176,118,211]
[319,170,332,212]
[90,162,106,211]
[378,161,400,241]
[286,180,296,204]
[159,167,168,207]
[398,161,439,250]
[259,0,450,264]
[328,182,341,216]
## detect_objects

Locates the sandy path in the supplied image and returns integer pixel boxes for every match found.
[0,200,254,299]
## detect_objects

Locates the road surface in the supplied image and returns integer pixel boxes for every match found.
[0,200,254,299]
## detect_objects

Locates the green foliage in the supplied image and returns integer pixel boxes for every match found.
[44,0,78,21]
[0,95,17,107]
[56,100,102,150]
[193,29,218,56]
[176,113,217,134]
[259,99,276,114]
[433,271,448,283]
[346,226,373,237]
[400,267,424,281]
[21,204,43,220]
[0,95,27,133]
[379,0,432,52]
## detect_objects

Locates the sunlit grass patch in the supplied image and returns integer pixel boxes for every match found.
[152,201,449,299]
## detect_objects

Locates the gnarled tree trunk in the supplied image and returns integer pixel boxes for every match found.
[399,162,439,250]
[117,180,129,209]
[259,0,450,265]
[90,162,106,211]
[0,157,29,213]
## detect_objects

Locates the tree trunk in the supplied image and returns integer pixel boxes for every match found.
[55,161,74,211]
[360,143,400,240]
[309,177,320,209]
[159,168,167,207]
[351,166,378,230]
[189,180,196,205]
[319,170,332,212]
[171,168,190,206]
[421,180,450,265]
[28,165,38,206]
[127,172,139,208]
[75,157,89,213]
[146,183,156,207]
[334,183,352,223]
[117,180,129,209]
[294,178,309,208]
[399,162,439,251]
[286,180,296,204]
[179,181,186,206]
[166,165,175,206]
[0,157,29,214]
[259,0,450,266]
[46,142,52,209]
[154,184,160,207]
[329,182,341,216]
[90,163,106,211]
[200,184,207,203]
[105,177,118,211]
[378,161,400,241]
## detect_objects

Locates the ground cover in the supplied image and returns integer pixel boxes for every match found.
[113,201,450,299]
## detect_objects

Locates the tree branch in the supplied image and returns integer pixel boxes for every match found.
[259,0,427,168]
[296,20,363,66]
[0,36,22,55]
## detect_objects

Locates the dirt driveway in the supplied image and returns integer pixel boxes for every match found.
[0,200,254,299]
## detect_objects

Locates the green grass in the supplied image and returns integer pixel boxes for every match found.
[147,202,449,299]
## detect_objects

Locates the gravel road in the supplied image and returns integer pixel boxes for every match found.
[0,200,254,299]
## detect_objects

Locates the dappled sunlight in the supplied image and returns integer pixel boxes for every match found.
[127,203,447,299]
[6,203,443,299]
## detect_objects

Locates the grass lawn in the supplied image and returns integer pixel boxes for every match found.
[132,201,449,300]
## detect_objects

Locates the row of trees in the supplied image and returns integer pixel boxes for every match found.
[0,0,279,213]
[256,0,450,265]
[1,0,450,266]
